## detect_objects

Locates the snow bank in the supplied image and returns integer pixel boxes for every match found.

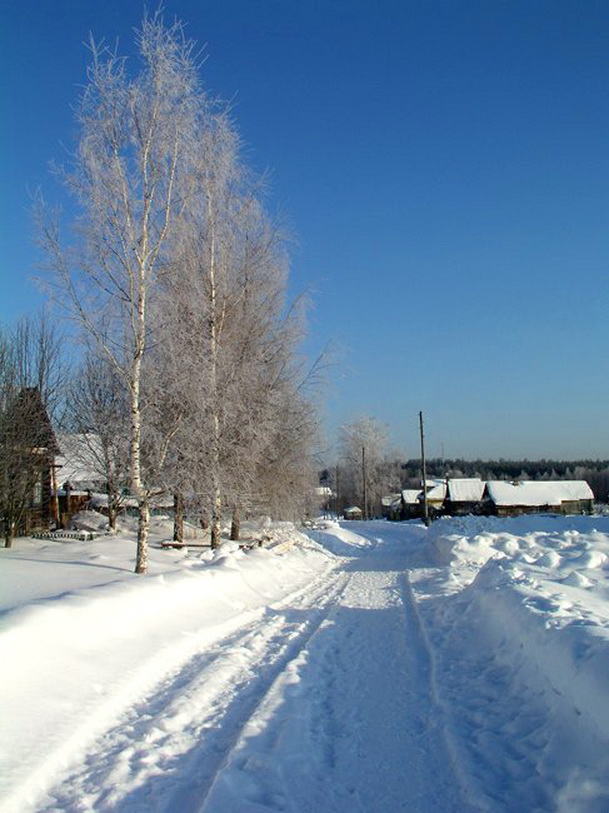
[306,519,378,556]
[413,514,609,811]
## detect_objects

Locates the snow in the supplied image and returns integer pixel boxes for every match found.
[401,488,421,504]
[2,513,609,811]
[425,480,447,500]
[418,513,609,811]
[485,479,594,506]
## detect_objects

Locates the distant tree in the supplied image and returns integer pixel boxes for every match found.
[339,416,390,518]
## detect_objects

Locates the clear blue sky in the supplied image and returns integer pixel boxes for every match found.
[2,0,609,460]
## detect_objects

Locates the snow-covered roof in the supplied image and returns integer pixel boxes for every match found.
[402,489,422,505]
[486,480,594,507]
[382,493,402,507]
[424,482,447,501]
[55,433,105,485]
[447,478,485,503]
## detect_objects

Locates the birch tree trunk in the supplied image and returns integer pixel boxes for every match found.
[207,196,223,550]
[136,496,150,574]
[131,273,148,572]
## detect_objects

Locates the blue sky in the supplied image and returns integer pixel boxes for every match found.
[2,0,609,460]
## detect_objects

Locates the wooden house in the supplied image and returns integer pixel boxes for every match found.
[444,478,485,516]
[484,480,594,517]
[2,388,60,537]
[382,493,403,520]
[400,489,423,520]
[420,479,447,517]
[343,505,363,520]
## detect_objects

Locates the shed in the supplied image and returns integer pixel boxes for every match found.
[343,505,363,521]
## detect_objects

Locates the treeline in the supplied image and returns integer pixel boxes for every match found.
[401,459,609,501]
[5,13,318,570]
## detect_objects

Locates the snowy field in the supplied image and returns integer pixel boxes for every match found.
[1,513,609,811]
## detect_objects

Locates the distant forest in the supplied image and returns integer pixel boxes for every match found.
[401,459,609,502]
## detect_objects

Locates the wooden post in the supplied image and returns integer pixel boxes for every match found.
[50,461,60,529]
[419,411,430,527]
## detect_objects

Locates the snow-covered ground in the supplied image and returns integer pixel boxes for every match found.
[1,512,609,811]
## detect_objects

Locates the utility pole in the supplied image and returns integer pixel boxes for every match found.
[335,464,340,519]
[362,445,367,520]
[419,411,430,527]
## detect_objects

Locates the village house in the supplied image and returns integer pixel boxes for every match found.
[400,489,423,520]
[444,478,485,516]
[383,477,595,522]
[2,387,60,538]
[382,493,403,521]
[421,479,447,517]
[484,480,594,517]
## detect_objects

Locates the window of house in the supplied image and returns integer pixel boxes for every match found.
[32,474,43,506]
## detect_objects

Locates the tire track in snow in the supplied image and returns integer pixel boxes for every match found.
[40,567,351,812]
[397,570,487,812]
[200,541,483,813]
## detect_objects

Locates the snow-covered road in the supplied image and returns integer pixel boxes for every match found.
[28,526,475,812]
[201,529,475,812]
[3,515,609,811]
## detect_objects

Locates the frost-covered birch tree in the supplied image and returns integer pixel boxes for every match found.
[166,112,259,547]
[41,13,203,572]
[162,115,318,540]
[43,11,319,560]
